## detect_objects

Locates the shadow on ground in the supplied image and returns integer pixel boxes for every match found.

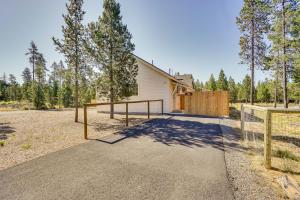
[93,118,146,132]
[94,116,247,153]
[0,123,15,140]
[242,130,300,148]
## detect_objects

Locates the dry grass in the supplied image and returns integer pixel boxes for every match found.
[235,103,300,187]
[0,108,166,170]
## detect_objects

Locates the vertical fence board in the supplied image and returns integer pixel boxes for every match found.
[184,91,229,117]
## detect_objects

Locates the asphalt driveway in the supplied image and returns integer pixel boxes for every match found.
[0,116,233,200]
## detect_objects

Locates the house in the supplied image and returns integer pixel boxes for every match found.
[174,74,194,88]
[97,55,194,113]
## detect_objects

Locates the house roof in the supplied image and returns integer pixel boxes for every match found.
[134,55,194,90]
[174,74,194,88]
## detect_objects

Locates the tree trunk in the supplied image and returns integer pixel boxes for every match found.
[74,22,79,122]
[74,40,79,122]
[110,76,114,119]
[32,56,35,82]
[74,64,79,122]
[282,0,288,108]
[109,46,114,119]
[274,81,277,108]
[250,7,255,105]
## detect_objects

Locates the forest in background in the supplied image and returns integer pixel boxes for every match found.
[0,0,299,111]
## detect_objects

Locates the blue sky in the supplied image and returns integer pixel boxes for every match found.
[0,0,267,83]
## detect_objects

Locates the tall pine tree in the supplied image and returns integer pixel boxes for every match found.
[237,0,271,105]
[85,0,137,119]
[291,2,300,106]
[269,0,298,108]
[53,0,85,122]
[228,77,237,103]
[22,67,32,101]
[32,54,47,109]
[217,69,228,90]
[25,41,39,82]
[242,74,252,102]
[8,74,18,101]
[206,74,217,91]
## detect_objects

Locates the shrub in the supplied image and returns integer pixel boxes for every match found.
[0,140,5,147]
[21,143,32,150]
[273,149,299,162]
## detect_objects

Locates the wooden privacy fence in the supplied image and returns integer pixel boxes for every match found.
[83,99,163,139]
[184,91,229,117]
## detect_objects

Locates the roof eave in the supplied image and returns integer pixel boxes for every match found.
[134,54,193,90]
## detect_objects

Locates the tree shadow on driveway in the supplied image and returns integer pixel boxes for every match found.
[96,117,247,153]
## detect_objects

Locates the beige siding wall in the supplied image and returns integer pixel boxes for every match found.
[98,59,171,113]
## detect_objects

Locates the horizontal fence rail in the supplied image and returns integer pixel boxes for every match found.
[241,104,300,169]
[83,99,164,139]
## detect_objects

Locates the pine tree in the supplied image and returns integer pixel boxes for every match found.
[228,77,237,103]
[49,62,59,81]
[47,62,62,107]
[242,74,252,102]
[237,83,245,102]
[265,48,282,107]
[207,74,217,91]
[55,61,67,108]
[269,0,298,108]
[58,69,74,108]
[57,61,65,87]
[0,74,8,101]
[257,79,271,102]
[85,0,137,119]
[291,4,300,106]
[25,41,39,82]
[237,0,271,104]
[53,0,85,122]
[217,69,228,90]
[22,67,32,101]
[194,79,203,91]
[32,54,47,109]
[8,74,18,101]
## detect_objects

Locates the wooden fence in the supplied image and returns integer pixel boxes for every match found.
[83,99,163,139]
[184,91,229,117]
[241,104,300,169]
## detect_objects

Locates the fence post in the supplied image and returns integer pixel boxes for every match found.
[241,104,244,135]
[126,102,128,127]
[147,101,150,119]
[84,105,87,139]
[161,99,164,115]
[264,109,272,169]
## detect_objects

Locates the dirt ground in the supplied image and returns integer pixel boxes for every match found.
[0,108,165,170]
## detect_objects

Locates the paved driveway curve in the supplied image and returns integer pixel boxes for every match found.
[0,116,233,200]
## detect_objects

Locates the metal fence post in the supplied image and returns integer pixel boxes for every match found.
[264,109,272,169]
[84,105,87,139]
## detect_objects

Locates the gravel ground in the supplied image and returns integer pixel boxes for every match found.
[0,109,166,170]
[220,118,287,200]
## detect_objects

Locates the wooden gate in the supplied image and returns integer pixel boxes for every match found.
[184,91,229,117]
[180,95,185,110]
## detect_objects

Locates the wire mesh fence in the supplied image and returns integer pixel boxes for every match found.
[241,104,300,173]
[271,111,300,174]
[241,105,266,165]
